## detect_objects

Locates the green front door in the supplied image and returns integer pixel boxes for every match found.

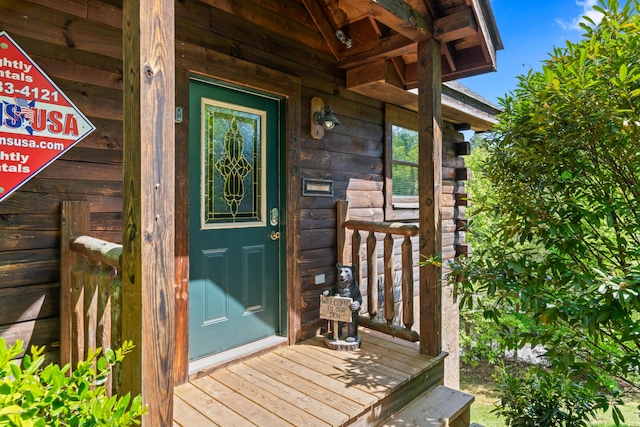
[188,77,284,361]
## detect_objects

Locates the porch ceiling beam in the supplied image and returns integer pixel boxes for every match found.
[338,33,416,69]
[300,0,342,61]
[433,8,478,43]
[357,0,434,42]
[121,0,175,425]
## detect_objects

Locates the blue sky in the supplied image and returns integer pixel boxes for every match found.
[460,0,603,105]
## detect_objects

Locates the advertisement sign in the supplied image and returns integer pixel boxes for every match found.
[0,31,95,202]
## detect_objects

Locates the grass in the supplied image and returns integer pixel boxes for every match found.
[460,362,640,427]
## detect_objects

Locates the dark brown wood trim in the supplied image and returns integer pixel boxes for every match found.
[173,68,190,386]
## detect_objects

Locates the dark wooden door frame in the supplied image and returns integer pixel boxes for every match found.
[173,43,301,384]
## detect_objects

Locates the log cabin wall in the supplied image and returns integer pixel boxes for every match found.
[0,0,471,379]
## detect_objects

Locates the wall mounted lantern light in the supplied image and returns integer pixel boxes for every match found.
[310,97,340,140]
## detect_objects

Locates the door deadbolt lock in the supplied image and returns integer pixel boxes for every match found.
[270,208,279,226]
[270,231,281,240]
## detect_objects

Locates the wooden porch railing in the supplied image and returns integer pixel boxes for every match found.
[337,200,420,342]
[60,201,123,395]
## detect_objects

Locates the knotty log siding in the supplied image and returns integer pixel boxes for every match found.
[0,0,474,390]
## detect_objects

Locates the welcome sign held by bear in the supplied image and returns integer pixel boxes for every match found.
[320,263,362,350]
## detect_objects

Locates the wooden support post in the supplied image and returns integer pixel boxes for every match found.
[60,201,90,369]
[418,38,443,356]
[122,0,175,425]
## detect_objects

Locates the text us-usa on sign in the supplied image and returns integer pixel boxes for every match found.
[0,31,95,203]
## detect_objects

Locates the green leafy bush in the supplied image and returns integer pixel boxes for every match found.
[493,364,624,427]
[451,0,640,424]
[0,338,145,426]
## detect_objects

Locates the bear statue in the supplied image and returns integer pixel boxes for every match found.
[323,263,362,342]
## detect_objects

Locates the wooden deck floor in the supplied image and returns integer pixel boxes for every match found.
[173,328,446,427]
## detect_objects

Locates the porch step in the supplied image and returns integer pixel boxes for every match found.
[377,385,474,427]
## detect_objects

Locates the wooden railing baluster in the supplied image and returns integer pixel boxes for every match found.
[84,259,100,360]
[71,255,87,366]
[402,236,414,329]
[352,230,361,285]
[383,233,394,325]
[96,265,111,360]
[366,231,378,318]
[97,265,112,395]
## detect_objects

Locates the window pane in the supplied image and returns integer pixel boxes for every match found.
[392,125,418,162]
[392,163,418,196]
[392,125,418,196]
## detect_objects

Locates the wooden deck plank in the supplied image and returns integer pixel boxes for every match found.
[191,375,296,426]
[260,352,378,407]
[173,394,220,427]
[358,328,429,357]
[279,346,392,398]
[359,341,426,363]
[213,368,330,427]
[306,336,425,376]
[380,386,475,427]
[360,341,433,372]
[229,362,349,426]
[174,382,256,427]
[302,338,408,382]
[246,356,367,416]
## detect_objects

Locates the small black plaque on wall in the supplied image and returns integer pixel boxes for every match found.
[302,177,333,197]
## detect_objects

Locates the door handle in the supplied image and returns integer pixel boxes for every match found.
[270,231,281,240]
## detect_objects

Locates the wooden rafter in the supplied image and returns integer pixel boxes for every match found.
[441,42,457,73]
[468,0,497,71]
[355,0,434,42]
[391,56,407,85]
[338,33,416,69]
[300,0,342,61]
